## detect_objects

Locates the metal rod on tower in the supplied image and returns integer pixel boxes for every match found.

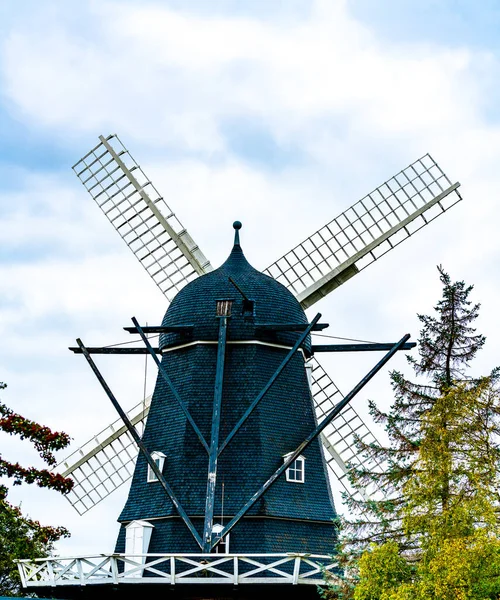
[202,314,229,552]
[75,338,204,549]
[131,317,209,453]
[311,342,416,352]
[218,312,322,456]
[214,333,411,548]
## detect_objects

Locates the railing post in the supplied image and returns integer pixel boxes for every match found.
[110,556,119,584]
[234,556,238,585]
[77,558,85,585]
[16,562,27,588]
[47,560,55,587]
[170,556,176,585]
[293,556,301,585]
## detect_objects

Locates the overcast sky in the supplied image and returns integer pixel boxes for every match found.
[1,0,499,557]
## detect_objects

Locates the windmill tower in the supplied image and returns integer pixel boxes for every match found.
[116,222,340,558]
[18,134,462,599]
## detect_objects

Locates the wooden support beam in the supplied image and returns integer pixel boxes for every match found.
[75,337,203,550]
[311,342,416,353]
[203,315,228,552]
[69,347,161,354]
[216,333,411,544]
[131,317,209,453]
[255,322,329,332]
[218,313,322,459]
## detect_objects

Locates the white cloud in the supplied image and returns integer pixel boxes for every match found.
[3,0,497,161]
[1,0,500,555]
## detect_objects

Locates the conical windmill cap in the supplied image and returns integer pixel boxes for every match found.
[159,221,312,355]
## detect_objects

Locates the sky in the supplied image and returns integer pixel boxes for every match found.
[1,0,499,557]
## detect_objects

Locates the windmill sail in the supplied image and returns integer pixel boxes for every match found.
[58,397,151,515]
[63,138,462,517]
[263,154,462,309]
[308,357,386,504]
[73,134,213,301]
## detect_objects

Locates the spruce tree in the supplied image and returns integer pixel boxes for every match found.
[328,266,500,598]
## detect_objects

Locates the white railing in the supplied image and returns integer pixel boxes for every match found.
[18,553,339,588]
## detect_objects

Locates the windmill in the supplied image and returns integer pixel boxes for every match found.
[57,134,462,516]
[17,133,462,598]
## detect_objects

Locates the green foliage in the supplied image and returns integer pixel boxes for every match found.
[402,382,500,545]
[0,491,70,597]
[331,267,500,598]
[418,534,500,599]
[0,381,73,596]
[354,542,413,600]
[354,533,500,600]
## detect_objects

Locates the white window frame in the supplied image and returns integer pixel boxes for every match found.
[147,451,166,483]
[305,360,313,391]
[283,452,306,483]
[212,523,230,554]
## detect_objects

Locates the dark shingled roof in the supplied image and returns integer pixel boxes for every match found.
[159,231,312,354]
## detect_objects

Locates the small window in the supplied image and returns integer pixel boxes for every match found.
[242,299,255,319]
[216,300,233,317]
[283,453,306,483]
[305,361,313,391]
[147,451,166,482]
[212,523,229,554]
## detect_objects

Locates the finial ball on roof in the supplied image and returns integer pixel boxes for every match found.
[233,221,242,230]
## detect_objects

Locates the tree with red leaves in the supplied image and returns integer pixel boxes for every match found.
[0,381,74,596]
